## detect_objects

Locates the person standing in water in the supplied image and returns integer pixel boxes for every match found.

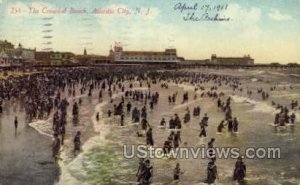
[146,128,154,146]
[233,156,246,183]
[199,125,207,137]
[127,101,132,113]
[138,159,153,185]
[217,120,226,132]
[120,113,125,126]
[227,118,233,132]
[160,118,166,127]
[206,159,218,184]
[96,112,100,122]
[136,158,146,183]
[290,113,296,124]
[14,116,18,131]
[73,131,81,153]
[173,131,181,148]
[233,117,239,132]
[173,163,183,181]
[108,109,112,117]
[208,138,216,161]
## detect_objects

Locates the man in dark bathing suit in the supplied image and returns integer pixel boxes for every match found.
[14,116,18,131]
[233,156,246,183]
[206,159,218,184]
[73,131,81,154]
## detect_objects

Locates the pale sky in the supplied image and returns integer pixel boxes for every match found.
[0,0,299,63]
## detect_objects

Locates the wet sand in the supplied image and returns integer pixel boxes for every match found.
[0,101,59,185]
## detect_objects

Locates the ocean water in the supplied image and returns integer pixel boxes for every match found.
[23,68,300,185]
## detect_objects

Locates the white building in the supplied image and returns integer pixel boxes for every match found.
[0,50,10,67]
[14,44,36,63]
[109,45,179,63]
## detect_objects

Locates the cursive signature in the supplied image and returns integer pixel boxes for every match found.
[174,2,198,13]
[173,2,231,22]
[183,12,231,22]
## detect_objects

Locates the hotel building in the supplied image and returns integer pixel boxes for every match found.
[211,54,254,65]
[109,45,180,63]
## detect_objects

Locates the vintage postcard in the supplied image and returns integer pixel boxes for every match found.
[0,0,299,185]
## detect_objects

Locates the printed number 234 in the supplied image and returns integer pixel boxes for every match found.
[11,7,21,14]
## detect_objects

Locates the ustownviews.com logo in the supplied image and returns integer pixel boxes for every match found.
[123,145,281,159]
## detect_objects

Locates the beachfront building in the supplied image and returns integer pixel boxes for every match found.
[211,54,254,65]
[75,55,111,64]
[35,51,52,65]
[0,52,23,67]
[0,41,25,67]
[109,44,180,63]
[36,51,75,65]
[49,51,75,65]
[0,50,10,67]
[0,40,14,67]
[14,44,36,64]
